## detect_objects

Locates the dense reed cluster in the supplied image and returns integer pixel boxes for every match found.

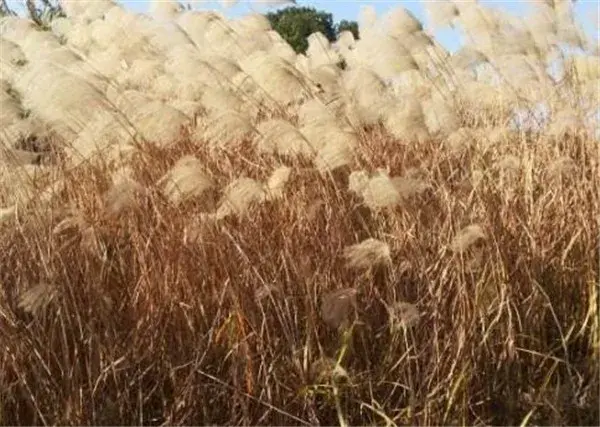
[0,0,598,425]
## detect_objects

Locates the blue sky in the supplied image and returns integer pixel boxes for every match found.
[6,0,599,52]
[125,1,599,52]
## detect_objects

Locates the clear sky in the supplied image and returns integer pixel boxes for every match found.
[123,0,598,52]
[5,0,599,53]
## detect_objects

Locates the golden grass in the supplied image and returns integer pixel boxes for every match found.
[0,1,598,425]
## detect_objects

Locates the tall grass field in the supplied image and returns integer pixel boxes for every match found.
[0,0,598,425]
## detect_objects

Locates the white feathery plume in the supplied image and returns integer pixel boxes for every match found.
[215,177,267,219]
[239,51,311,105]
[60,0,115,22]
[343,238,391,269]
[306,32,341,68]
[128,100,191,147]
[348,170,370,196]
[425,0,459,29]
[341,67,392,125]
[382,7,423,36]
[297,99,339,128]
[314,135,357,173]
[450,224,487,254]
[361,170,401,210]
[266,166,292,199]
[103,170,146,217]
[200,110,257,150]
[383,98,430,143]
[422,92,460,136]
[256,119,315,158]
[158,156,215,206]
[353,33,419,79]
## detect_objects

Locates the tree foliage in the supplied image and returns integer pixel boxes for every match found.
[265,6,339,54]
[335,19,359,40]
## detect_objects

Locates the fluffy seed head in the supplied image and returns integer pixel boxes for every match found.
[256,119,315,158]
[343,238,391,269]
[388,301,420,330]
[450,224,487,254]
[159,156,214,206]
[216,177,266,219]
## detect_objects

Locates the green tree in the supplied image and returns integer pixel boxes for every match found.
[265,6,336,54]
[335,19,359,40]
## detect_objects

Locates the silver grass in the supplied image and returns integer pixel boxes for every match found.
[382,7,423,35]
[341,67,391,125]
[450,224,487,254]
[308,64,342,94]
[239,51,311,105]
[234,13,272,34]
[450,46,488,70]
[127,100,190,147]
[343,238,391,269]
[383,98,430,143]
[306,32,341,68]
[388,301,420,330]
[391,176,432,200]
[0,148,41,167]
[0,38,26,66]
[314,138,355,173]
[103,174,145,217]
[266,166,292,199]
[201,110,256,151]
[422,93,460,136]
[425,0,459,29]
[348,170,370,196]
[60,0,115,22]
[215,177,267,219]
[361,171,401,211]
[445,128,477,157]
[297,99,339,128]
[336,30,356,51]
[0,18,37,47]
[169,99,204,118]
[359,5,377,34]
[158,156,214,206]
[492,155,521,179]
[14,61,112,141]
[256,119,315,158]
[353,34,418,79]
[200,87,250,115]
[569,55,600,82]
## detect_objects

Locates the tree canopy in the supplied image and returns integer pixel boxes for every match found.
[266,6,358,54]
[335,19,359,40]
